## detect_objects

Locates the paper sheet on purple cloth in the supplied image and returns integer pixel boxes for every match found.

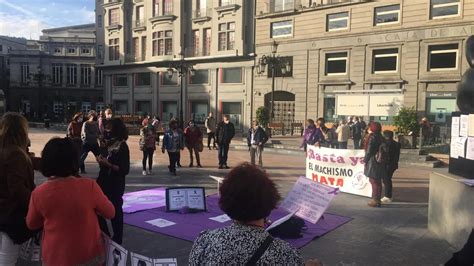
[122,188,166,213]
[124,195,352,249]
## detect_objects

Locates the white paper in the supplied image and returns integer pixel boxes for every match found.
[450,137,458,158]
[266,210,298,231]
[458,179,474,187]
[451,117,460,138]
[146,218,176,228]
[280,176,337,224]
[131,252,153,266]
[186,189,206,210]
[106,240,128,266]
[469,115,474,137]
[460,115,469,137]
[455,137,467,158]
[154,258,178,266]
[209,214,231,223]
[466,137,474,160]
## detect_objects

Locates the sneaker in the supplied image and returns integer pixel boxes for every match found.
[147,170,152,175]
[381,197,392,203]
[142,170,147,176]
[218,165,224,169]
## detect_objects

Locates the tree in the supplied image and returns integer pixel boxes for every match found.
[393,106,420,135]
[255,106,269,128]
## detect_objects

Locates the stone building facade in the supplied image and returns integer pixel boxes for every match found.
[255,0,474,131]
[96,0,255,130]
[7,24,103,121]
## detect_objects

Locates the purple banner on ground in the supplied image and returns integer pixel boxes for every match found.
[122,188,166,214]
[124,195,352,249]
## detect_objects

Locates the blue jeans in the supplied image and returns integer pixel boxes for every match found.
[218,143,230,166]
[79,142,100,172]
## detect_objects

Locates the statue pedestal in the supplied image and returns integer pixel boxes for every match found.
[428,169,474,249]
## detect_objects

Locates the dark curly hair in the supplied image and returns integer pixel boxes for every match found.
[219,163,281,222]
[41,137,79,178]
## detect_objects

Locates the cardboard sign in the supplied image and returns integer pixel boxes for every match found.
[280,177,338,224]
[305,145,372,197]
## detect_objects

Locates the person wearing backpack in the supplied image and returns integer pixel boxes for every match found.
[363,122,388,208]
[381,130,401,203]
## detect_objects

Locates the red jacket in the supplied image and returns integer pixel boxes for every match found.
[26,177,115,266]
[184,126,203,147]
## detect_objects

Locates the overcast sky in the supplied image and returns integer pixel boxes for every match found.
[0,0,95,39]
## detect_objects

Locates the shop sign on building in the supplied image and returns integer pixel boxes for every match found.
[368,94,404,116]
[336,95,369,116]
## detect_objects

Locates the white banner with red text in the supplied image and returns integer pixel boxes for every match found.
[305,145,372,198]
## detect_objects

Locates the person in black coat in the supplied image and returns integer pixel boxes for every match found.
[247,120,268,168]
[382,130,401,203]
[96,118,130,244]
[364,122,387,208]
[216,115,235,169]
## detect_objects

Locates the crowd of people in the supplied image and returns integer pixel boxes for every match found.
[301,117,401,207]
[0,109,405,264]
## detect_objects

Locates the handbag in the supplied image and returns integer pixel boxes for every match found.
[19,232,41,262]
[267,216,306,239]
[197,141,204,152]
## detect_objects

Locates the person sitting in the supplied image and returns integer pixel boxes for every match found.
[26,137,115,266]
[189,163,311,265]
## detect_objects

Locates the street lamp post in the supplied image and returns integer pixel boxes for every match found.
[256,41,291,124]
[167,53,195,128]
[28,65,50,120]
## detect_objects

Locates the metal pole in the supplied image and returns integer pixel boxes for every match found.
[270,60,275,123]
[180,69,184,129]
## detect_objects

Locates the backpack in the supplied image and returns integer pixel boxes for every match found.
[375,138,390,164]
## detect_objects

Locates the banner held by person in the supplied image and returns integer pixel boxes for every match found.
[305,145,372,198]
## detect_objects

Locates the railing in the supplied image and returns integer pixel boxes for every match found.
[262,0,365,14]
[219,0,236,7]
[193,8,212,19]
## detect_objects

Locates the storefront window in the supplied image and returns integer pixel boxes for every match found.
[222,102,242,128]
[426,97,456,124]
[324,97,336,122]
[162,101,177,122]
[191,102,208,124]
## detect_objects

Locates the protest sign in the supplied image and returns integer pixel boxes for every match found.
[131,252,154,266]
[106,239,128,266]
[280,177,338,224]
[305,145,372,198]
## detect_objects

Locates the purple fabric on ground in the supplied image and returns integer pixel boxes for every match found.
[123,188,166,214]
[124,195,352,249]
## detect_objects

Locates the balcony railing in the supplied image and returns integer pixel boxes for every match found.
[262,0,365,15]
[264,0,300,13]
[219,0,236,7]
[193,8,212,19]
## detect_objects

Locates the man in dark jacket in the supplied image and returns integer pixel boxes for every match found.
[351,117,363,149]
[382,130,401,203]
[247,120,268,168]
[216,115,235,169]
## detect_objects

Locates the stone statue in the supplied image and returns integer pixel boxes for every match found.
[457,36,474,113]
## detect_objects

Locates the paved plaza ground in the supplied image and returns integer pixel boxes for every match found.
[23,128,457,266]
